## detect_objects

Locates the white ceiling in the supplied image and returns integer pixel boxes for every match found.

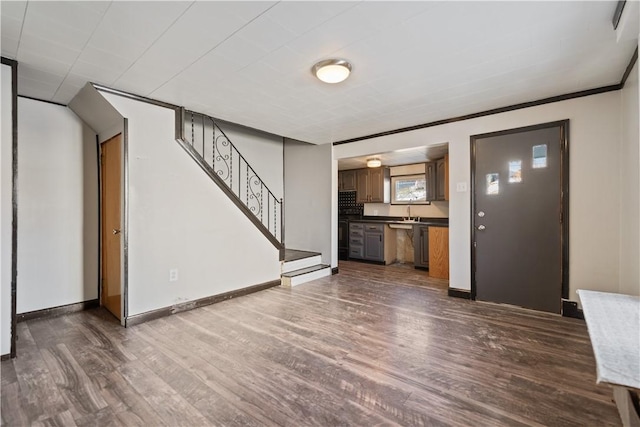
[1,1,636,144]
[338,143,448,170]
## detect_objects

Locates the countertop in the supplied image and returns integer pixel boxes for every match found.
[349,217,448,227]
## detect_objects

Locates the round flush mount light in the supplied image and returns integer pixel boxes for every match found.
[312,59,352,84]
[366,158,382,168]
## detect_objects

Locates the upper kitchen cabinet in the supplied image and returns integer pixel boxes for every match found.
[356,168,390,203]
[427,155,449,202]
[436,154,449,201]
[338,170,357,192]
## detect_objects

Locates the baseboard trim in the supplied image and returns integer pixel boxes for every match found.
[331,267,339,275]
[17,299,100,323]
[1,353,10,361]
[562,300,585,319]
[448,288,471,299]
[125,278,281,328]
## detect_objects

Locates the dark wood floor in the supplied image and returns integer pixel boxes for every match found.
[1,261,620,426]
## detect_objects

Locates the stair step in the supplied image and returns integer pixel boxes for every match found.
[282,264,331,278]
[284,249,321,262]
[280,252,322,273]
[281,264,331,287]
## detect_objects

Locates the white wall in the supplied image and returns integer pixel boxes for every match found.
[218,121,283,200]
[17,98,99,313]
[619,61,639,296]
[101,93,281,317]
[285,140,332,265]
[1,63,13,355]
[335,91,623,300]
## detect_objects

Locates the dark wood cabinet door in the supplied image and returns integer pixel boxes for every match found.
[426,162,437,201]
[341,170,357,191]
[436,158,446,200]
[364,232,384,261]
[356,169,369,203]
[369,168,384,202]
[413,226,429,268]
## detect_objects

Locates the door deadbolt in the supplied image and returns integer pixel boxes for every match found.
[477,211,485,217]
[477,225,486,231]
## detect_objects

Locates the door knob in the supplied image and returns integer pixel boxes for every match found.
[477,225,486,231]
[112,229,121,235]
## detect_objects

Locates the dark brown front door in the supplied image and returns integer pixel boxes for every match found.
[101,134,122,320]
[471,121,568,313]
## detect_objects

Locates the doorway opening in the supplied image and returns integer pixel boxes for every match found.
[100,134,122,320]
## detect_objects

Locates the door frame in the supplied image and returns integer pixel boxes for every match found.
[470,119,570,302]
[98,119,129,326]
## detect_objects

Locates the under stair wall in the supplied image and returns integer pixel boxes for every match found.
[284,139,333,266]
[101,91,282,318]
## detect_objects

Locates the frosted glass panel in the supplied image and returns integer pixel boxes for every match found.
[486,173,499,195]
[533,144,547,168]
[509,160,522,183]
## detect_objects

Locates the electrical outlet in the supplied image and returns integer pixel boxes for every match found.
[169,269,178,282]
[456,182,467,192]
[373,209,378,215]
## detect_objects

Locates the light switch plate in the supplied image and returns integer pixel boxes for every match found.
[456,182,467,192]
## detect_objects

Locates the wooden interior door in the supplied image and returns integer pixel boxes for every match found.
[101,134,122,320]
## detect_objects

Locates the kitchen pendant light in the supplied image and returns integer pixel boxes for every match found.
[367,158,382,168]
[312,59,352,84]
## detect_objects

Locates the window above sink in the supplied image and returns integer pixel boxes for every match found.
[391,174,429,205]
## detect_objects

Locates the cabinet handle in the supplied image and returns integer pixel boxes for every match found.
[379,235,382,242]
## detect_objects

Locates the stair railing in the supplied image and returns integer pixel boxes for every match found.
[175,108,284,252]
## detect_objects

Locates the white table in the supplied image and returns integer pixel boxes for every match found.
[578,290,640,427]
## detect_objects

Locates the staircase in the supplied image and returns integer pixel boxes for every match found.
[281,249,331,287]
[175,109,331,285]
[176,109,284,258]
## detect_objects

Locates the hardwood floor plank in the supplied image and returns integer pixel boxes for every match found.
[39,343,109,419]
[117,359,210,426]
[9,323,68,423]
[0,261,621,426]
[30,410,77,427]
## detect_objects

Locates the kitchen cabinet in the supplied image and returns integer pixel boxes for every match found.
[428,226,449,279]
[425,162,437,202]
[427,155,449,202]
[436,154,449,201]
[356,168,390,203]
[413,225,429,269]
[363,223,384,262]
[349,222,396,264]
[338,170,357,192]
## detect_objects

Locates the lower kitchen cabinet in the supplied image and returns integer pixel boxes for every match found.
[413,226,429,269]
[428,226,449,279]
[349,222,396,264]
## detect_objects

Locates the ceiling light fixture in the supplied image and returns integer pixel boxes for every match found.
[312,59,352,84]
[367,158,382,168]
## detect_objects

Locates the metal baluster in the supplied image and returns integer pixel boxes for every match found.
[211,119,216,173]
[202,114,205,159]
[260,183,263,223]
[190,112,194,146]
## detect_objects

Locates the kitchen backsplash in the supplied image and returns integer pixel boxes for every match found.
[364,202,449,218]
